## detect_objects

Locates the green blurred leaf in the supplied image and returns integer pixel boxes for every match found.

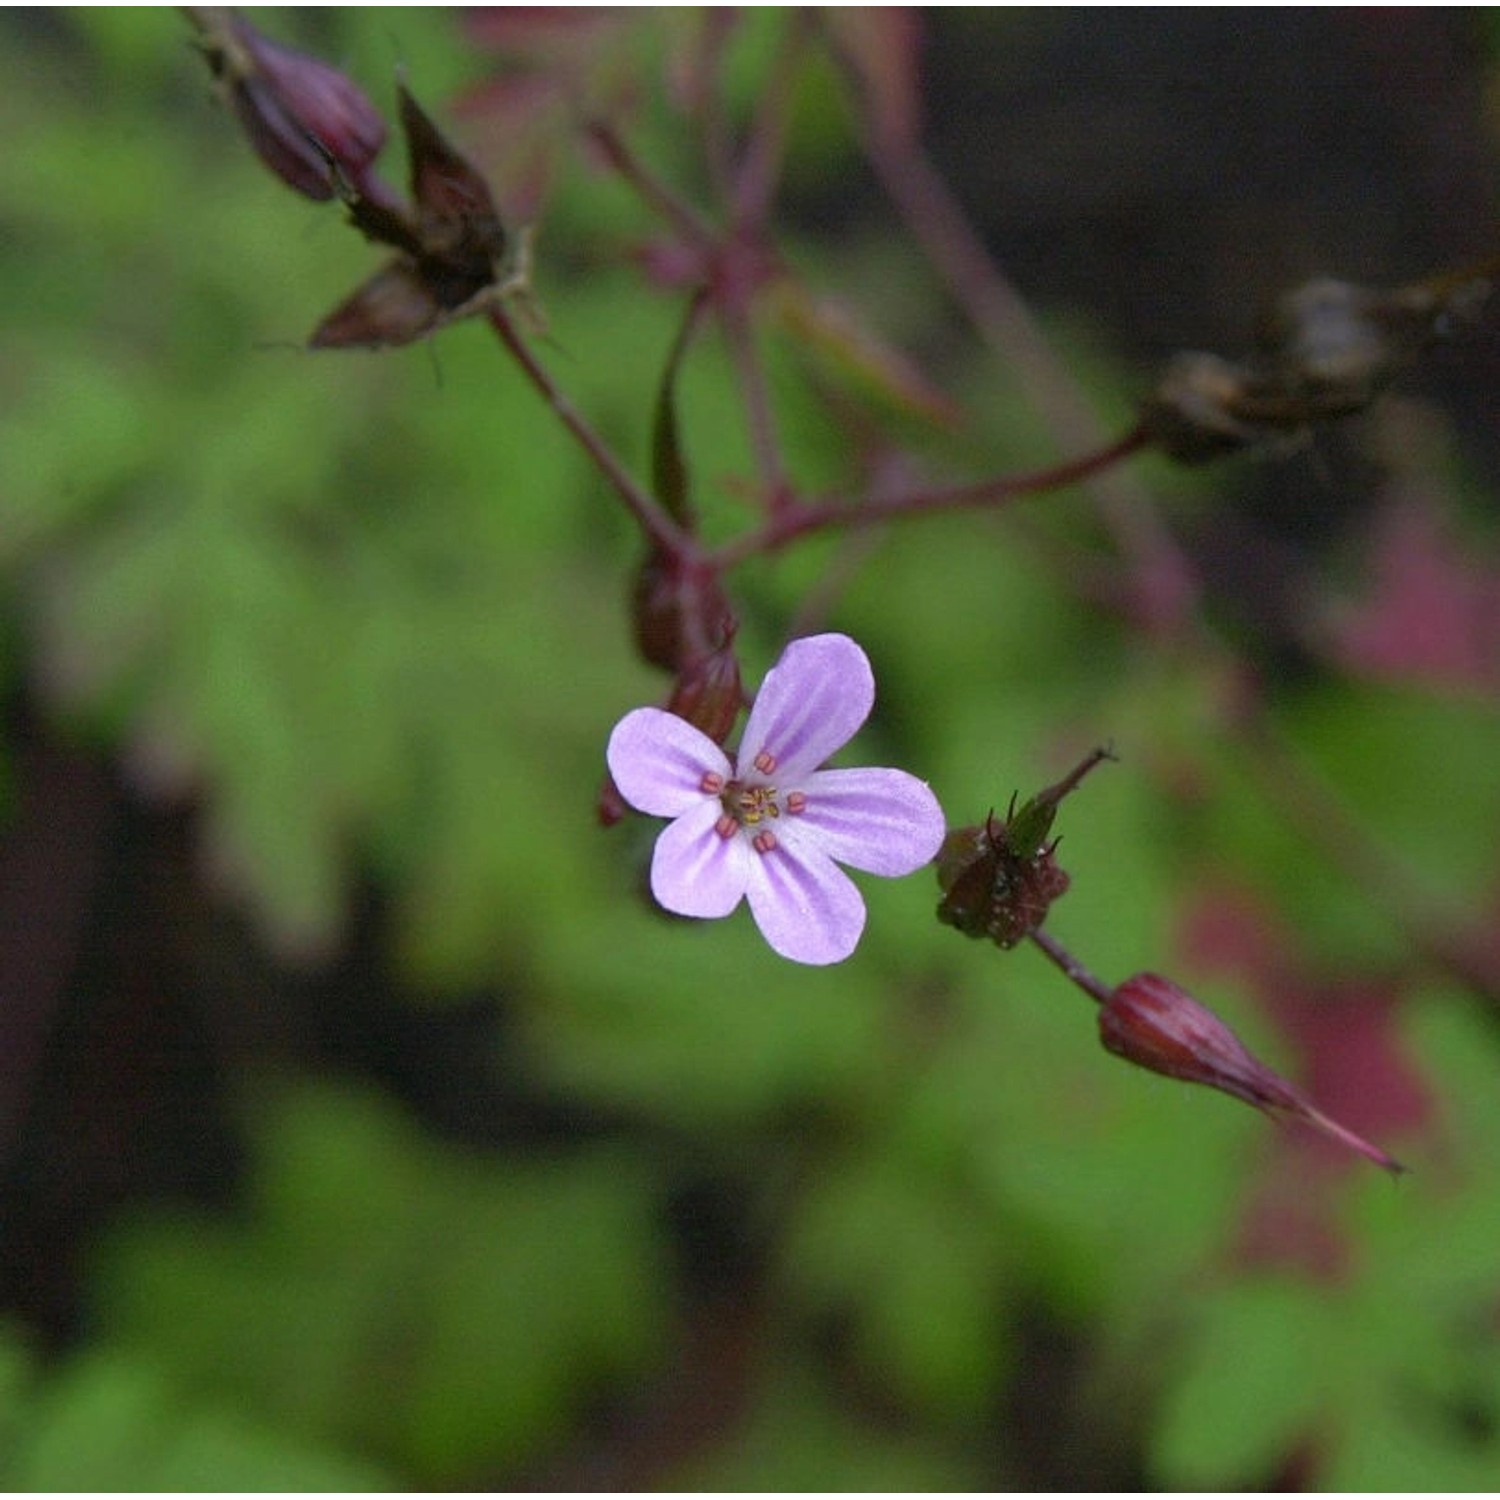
[92,1084,668,1485]
[669,1366,984,1491]
[3,1350,386,1491]
[784,1148,1012,1419]
[1149,1277,1331,1488]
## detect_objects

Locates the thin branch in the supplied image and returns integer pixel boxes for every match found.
[1028,927,1115,1008]
[864,129,1196,634]
[729,10,811,229]
[710,422,1149,567]
[486,304,695,560]
[721,304,794,514]
[585,121,718,252]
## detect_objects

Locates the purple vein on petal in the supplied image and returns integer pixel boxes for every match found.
[608,707,729,818]
[744,836,866,965]
[792,767,947,876]
[737,634,874,780]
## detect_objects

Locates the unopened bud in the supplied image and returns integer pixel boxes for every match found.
[1102,973,1403,1174]
[629,556,733,678]
[665,630,742,747]
[188,8,387,200]
[597,772,630,827]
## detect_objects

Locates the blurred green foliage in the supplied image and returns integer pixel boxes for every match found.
[4,7,1500,1490]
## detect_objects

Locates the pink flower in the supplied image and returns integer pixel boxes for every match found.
[607,634,946,965]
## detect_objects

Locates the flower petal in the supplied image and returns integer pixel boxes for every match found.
[792,766,947,876]
[737,634,874,782]
[650,800,751,918]
[744,834,867,965]
[607,707,730,818]
[792,762,942,876]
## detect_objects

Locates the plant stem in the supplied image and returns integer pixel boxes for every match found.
[863,128,1196,635]
[585,122,718,251]
[1028,927,1115,1007]
[711,422,1148,566]
[486,304,694,560]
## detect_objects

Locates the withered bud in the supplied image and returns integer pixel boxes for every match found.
[309,84,518,350]
[1101,973,1404,1174]
[936,746,1112,949]
[1139,351,1262,465]
[187,8,387,200]
[1142,268,1495,465]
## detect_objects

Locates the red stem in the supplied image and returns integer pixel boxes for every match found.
[1028,927,1115,1008]
[711,422,1149,567]
[585,122,717,252]
[862,126,1196,634]
[486,304,696,561]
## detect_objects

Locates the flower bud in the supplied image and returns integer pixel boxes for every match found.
[188,8,388,200]
[1101,973,1403,1174]
[665,631,742,748]
[629,556,734,678]
[596,772,630,828]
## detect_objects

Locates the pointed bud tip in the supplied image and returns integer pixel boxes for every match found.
[1102,973,1403,1174]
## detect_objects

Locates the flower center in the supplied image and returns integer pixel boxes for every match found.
[710,775,808,853]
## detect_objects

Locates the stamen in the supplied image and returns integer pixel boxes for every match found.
[752,830,778,854]
[735,785,779,824]
[714,813,738,839]
[753,750,777,775]
[700,771,725,795]
[785,790,807,815]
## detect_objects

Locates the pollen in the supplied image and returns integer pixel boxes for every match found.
[723,781,781,826]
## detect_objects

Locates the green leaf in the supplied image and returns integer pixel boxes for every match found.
[1149,1277,1331,1488]
[91,1084,669,1485]
[4,1351,386,1492]
[784,1149,1013,1419]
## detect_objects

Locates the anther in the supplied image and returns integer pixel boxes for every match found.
[714,813,738,839]
[752,830,778,854]
[700,771,725,795]
[753,750,777,775]
[786,791,807,814]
